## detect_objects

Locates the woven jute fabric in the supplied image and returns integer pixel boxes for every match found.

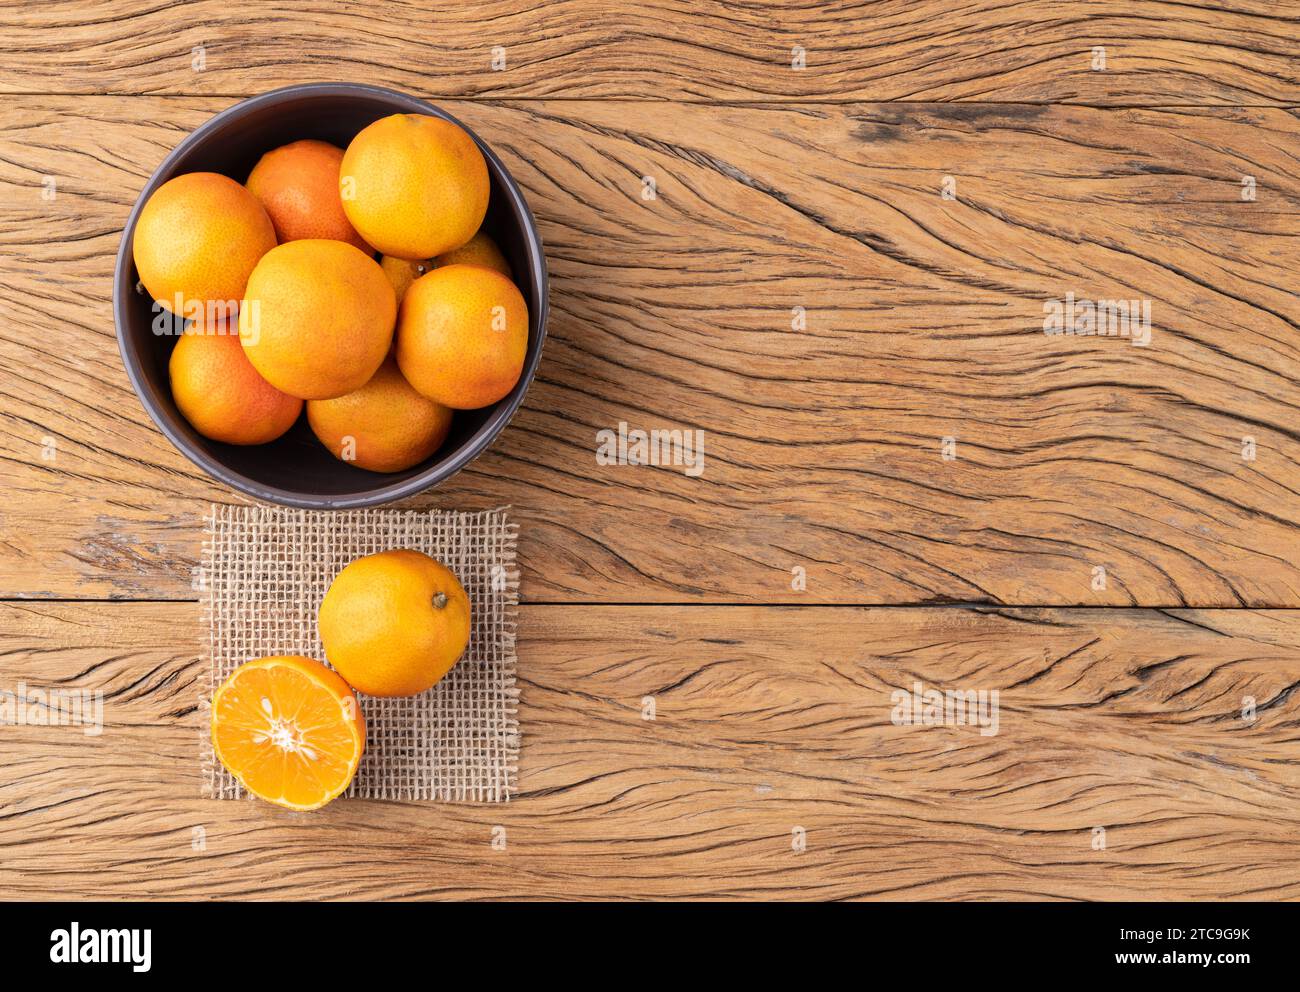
[199,504,519,802]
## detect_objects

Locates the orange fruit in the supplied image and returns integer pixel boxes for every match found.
[340,113,489,260]
[210,655,365,811]
[396,264,528,410]
[435,230,512,279]
[318,550,471,697]
[379,254,432,305]
[379,233,509,305]
[133,172,275,314]
[307,357,453,473]
[170,315,302,445]
[246,139,372,253]
[239,239,395,400]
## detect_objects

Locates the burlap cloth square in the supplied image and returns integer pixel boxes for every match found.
[199,504,519,802]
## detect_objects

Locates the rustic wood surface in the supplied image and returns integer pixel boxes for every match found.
[1,602,1298,900]
[2,1,1297,104]
[4,98,1300,605]
[0,1,1297,900]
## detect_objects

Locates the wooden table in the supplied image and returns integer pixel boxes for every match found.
[2,1,1298,900]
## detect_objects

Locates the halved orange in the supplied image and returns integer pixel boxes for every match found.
[211,655,365,811]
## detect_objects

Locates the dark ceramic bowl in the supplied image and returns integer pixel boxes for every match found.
[114,83,547,508]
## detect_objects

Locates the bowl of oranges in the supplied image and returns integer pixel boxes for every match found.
[114,83,547,508]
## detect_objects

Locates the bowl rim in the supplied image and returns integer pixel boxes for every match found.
[113,82,549,509]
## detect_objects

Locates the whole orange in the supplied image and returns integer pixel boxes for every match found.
[340,113,489,260]
[170,315,302,445]
[133,172,275,313]
[435,230,512,279]
[239,239,395,400]
[246,139,372,253]
[379,254,432,305]
[307,357,453,473]
[318,550,471,697]
[396,264,528,410]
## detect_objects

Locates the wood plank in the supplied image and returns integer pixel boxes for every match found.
[1,1,1297,105]
[0,601,1297,900]
[2,98,1299,604]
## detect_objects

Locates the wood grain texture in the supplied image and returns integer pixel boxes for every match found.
[0,601,1296,900]
[3,0,1296,907]
[1,1,1297,105]
[1,98,1298,604]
